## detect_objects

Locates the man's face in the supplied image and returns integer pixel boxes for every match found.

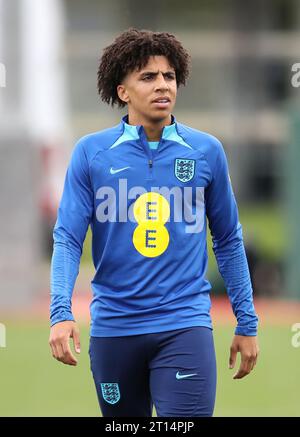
[117,55,177,124]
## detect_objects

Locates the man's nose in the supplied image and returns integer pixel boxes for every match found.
[154,73,169,91]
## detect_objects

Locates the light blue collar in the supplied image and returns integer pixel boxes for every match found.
[110,114,192,150]
[121,114,177,141]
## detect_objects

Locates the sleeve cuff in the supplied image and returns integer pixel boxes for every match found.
[50,311,75,327]
[235,326,258,336]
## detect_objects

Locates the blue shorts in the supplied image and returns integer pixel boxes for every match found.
[89,326,217,417]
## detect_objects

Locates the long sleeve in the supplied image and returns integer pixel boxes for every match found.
[205,140,258,336]
[50,138,93,326]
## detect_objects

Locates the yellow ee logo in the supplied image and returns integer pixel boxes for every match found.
[133,192,170,257]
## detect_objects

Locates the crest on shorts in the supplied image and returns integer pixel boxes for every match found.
[174,158,195,182]
[100,383,120,404]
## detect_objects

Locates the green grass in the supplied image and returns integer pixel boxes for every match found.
[0,321,299,416]
[0,321,99,417]
[213,325,300,416]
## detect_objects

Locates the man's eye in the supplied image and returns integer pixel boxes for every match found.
[142,76,153,80]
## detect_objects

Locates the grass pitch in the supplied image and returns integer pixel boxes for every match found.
[0,321,299,416]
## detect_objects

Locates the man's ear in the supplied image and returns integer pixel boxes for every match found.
[117,84,130,104]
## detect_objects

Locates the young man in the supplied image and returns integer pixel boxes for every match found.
[49,28,259,417]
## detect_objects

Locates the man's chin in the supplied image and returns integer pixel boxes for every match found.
[148,110,172,123]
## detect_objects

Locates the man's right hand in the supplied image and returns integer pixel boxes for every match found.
[49,320,81,366]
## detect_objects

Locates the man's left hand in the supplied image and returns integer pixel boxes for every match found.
[229,335,259,379]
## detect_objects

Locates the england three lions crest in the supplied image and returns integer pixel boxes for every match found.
[100,383,120,404]
[174,158,195,183]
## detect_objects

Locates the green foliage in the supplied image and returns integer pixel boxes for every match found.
[81,204,284,267]
[81,228,93,265]
[238,204,285,260]
[206,204,285,293]
[79,204,285,296]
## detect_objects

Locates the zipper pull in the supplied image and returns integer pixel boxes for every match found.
[149,159,153,169]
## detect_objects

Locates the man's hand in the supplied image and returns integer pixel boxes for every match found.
[229,335,259,379]
[49,321,81,366]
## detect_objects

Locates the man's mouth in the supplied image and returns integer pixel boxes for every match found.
[151,97,171,108]
[152,97,170,103]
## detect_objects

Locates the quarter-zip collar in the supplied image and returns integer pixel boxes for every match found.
[121,114,177,145]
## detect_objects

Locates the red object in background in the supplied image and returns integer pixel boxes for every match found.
[38,142,67,225]
[37,142,68,255]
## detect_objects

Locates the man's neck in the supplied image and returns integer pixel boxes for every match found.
[127,114,172,141]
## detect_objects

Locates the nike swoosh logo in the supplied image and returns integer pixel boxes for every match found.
[176,371,198,380]
[110,166,130,174]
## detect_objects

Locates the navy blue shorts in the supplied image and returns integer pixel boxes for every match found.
[89,326,217,417]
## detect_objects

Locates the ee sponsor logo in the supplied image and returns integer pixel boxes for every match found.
[133,192,170,258]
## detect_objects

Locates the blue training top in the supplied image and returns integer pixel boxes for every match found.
[50,114,258,337]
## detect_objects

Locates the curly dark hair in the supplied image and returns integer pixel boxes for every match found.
[97,28,191,108]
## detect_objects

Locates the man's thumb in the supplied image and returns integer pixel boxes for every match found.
[229,347,237,369]
[72,329,81,353]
